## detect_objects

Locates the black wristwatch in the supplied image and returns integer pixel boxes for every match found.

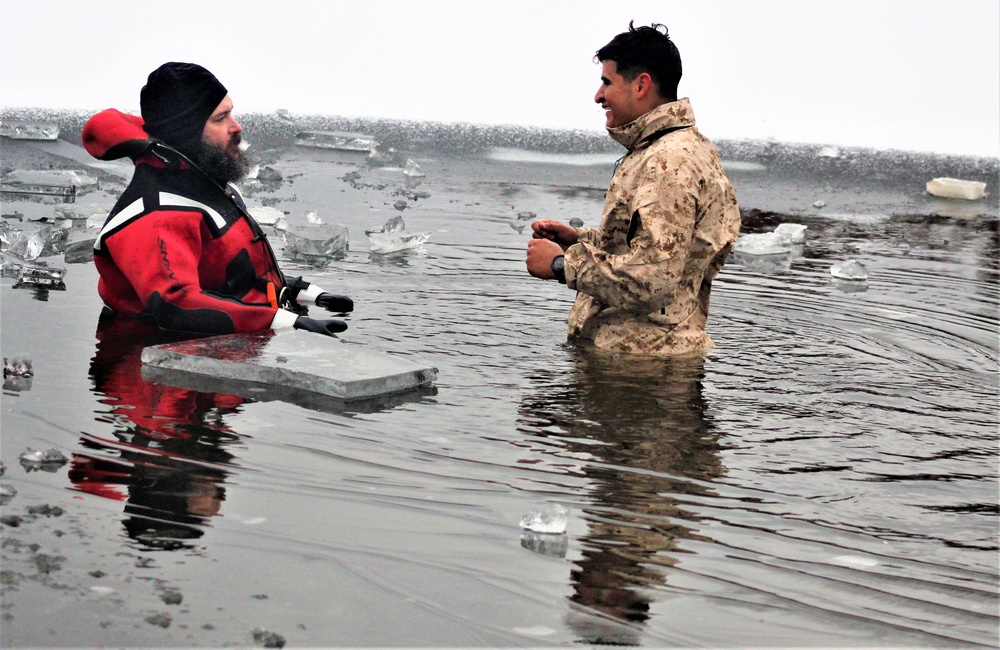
[551,255,566,284]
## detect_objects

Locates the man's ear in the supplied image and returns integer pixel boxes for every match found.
[634,72,656,100]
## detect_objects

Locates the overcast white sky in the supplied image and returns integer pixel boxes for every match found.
[1,0,998,156]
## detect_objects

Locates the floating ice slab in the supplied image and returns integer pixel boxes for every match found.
[248,205,285,226]
[141,331,438,404]
[294,131,378,152]
[0,121,59,140]
[926,177,986,201]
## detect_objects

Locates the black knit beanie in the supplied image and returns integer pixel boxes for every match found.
[140,62,228,158]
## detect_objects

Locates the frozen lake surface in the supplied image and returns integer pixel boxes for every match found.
[1,112,998,647]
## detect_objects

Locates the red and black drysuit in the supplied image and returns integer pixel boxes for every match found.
[82,109,328,334]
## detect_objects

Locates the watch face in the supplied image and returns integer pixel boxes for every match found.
[552,256,564,271]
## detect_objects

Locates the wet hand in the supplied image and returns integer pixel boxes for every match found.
[526,238,564,279]
[531,219,578,249]
[315,293,354,313]
[294,316,348,336]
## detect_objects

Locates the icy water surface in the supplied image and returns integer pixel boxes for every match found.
[1,115,998,647]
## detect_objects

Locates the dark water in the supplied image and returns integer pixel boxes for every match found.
[1,113,998,647]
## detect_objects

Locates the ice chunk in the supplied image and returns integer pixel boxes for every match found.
[734,232,792,255]
[1,224,69,261]
[368,231,430,255]
[365,216,429,254]
[516,211,536,221]
[926,177,986,201]
[773,223,807,244]
[248,205,285,226]
[4,355,33,377]
[19,448,69,471]
[13,262,67,290]
[519,503,569,534]
[2,169,97,194]
[294,130,378,152]
[366,215,406,236]
[813,200,827,208]
[520,531,569,557]
[141,331,438,403]
[393,200,408,212]
[569,217,584,227]
[403,159,426,178]
[830,259,869,281]
[817,145,840,158]
[0,483,16,505]
[283,223,349,264]
[305,210,324,225]
[62,230,98,264]
[252,628,287,649]
[0,120,59,140]
[54,203,108,227]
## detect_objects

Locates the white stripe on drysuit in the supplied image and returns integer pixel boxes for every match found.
[94,193,227,252]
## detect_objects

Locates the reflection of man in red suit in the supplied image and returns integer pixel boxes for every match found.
[69,310,256,549]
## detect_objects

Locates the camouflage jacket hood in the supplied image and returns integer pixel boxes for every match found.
[561,99,741,355]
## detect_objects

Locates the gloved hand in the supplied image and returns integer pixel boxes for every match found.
[294,316,347,336]
[315,293,354,313]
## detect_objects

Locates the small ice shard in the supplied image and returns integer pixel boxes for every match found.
[305,210,324,225]
[519,503,569,534]
[569,217,585,227]
[393,200,408,212]
[249,206,285,226]
[19,447,69,471]
[817,145,840,158]
[509,222,526,234]
[252,627,287,649]
[516,211,536,221]
[830,259,869,281]
[276,108,292,121]
[773,223,807,244]
[830,555,879,568]
[813,200,827,209]
[4,355,33,377]
[926,177,986,201]
[0,483,16,505]
[403,159,425,178]
[366,215,405,236]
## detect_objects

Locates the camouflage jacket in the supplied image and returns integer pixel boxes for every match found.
[562,99,741,355]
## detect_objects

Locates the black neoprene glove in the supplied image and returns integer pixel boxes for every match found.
[315,293,354,313]
[294,316,348,336]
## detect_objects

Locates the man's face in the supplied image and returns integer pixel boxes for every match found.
[594,60,642,129]
[202,95,242,157]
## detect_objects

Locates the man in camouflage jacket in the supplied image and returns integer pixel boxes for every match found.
[526,23,740,355]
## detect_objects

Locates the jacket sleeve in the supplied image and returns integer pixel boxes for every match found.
[564,156,696,315]
[104,208,289,334]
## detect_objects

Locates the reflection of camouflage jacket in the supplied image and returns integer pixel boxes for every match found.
[563,99,741,355]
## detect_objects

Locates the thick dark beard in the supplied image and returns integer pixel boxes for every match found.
[194,139,253,185]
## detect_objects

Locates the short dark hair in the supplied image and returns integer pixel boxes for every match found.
[595,22,682,100]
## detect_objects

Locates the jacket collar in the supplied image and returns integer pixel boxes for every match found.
[607,98,695,150]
